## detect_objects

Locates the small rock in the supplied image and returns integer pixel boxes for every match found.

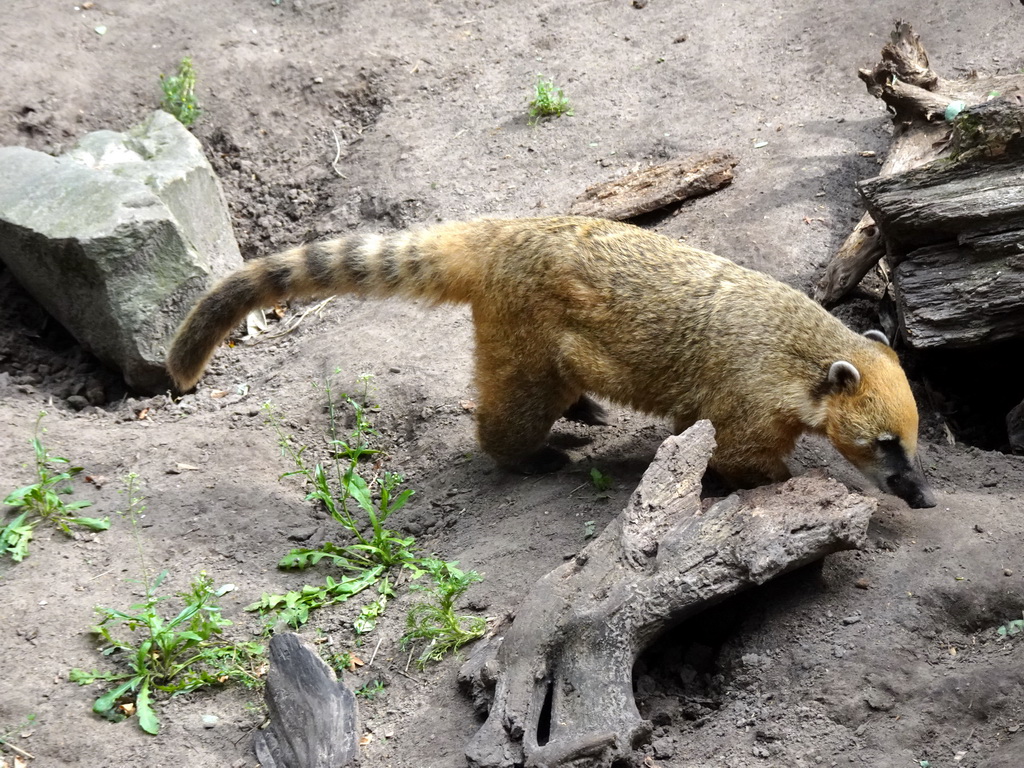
[854,578,871,590]
[202,714,219,728]
[650,737,674,759]
[864,690,895,711]
[1005,569,1014,577]
[66,395,90,411]
[286,525,317,542]
[85,380,106,405]
[841,615,861,625]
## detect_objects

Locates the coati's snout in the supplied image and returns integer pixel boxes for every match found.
[883,467,937,509]
[870,436,936,508]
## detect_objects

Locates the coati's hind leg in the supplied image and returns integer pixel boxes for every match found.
[562,394,611,426]
[474,353,580,475]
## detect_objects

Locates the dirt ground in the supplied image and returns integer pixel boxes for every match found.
[1,1,1023,767]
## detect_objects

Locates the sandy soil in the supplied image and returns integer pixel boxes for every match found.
[1,1,1022,767]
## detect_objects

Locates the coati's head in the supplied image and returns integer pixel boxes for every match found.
[821,331,936,509]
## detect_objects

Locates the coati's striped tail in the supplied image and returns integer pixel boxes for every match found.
[166,223,480,391]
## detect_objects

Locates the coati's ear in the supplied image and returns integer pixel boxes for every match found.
[863,330,890,346]
[827,361,861,394]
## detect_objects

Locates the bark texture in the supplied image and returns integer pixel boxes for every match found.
[253,632,360,768]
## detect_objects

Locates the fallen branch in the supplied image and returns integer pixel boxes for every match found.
[568,150,737,221]
[460,421,876,768]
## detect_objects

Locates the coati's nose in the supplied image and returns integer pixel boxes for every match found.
[886,472,937,509]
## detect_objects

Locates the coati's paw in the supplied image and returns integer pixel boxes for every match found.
[506,446,570,475]
[562,394,612,426]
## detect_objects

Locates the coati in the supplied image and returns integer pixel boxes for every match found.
[166,216,936,509]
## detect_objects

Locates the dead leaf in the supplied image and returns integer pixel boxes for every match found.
[350,654,365,668]
[119,702,136,716]
[245,308,270,337]
[82,1,96,7]
[271,302,287,319]
[359,733,373,746]
[136,408,150,420]
[210,390,229,399]
[459,399,476,412]
[84,474,108,488]
[167,463,200,474]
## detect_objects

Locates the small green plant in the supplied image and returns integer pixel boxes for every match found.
[323,649,355,675]
[354,577,394,635]
[2,411,108,562]
[528,75,573,125]
[253,374,487,668]
[589,467,614,494]
[70,474,263,734]
[247,570,382,629]
[0,712,36,760]
[269,376,417,571]
[402,559,487,669]
[996,615,1023,640]
[355,679,386,700]
[71,572,264,734]
[249,375,420,629]
[160,56,200,126]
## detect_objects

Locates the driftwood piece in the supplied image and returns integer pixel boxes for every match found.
[253,632,360,768]
[567,150,738,220]
[460,421,876,768]
[814,20,1024,306]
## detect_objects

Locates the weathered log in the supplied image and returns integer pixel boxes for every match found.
[814,20,1024,305]
[460,421,876,768]
[893,240,1024,349]
[567,150,738,221]
[860,151,1024,253]
[253,632,360,768]
[858,98,1024,349]
[814,124,946,305]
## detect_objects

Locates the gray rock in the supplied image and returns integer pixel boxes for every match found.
[0,110,241,392]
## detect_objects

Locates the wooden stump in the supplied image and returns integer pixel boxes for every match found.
[253,632,360,768]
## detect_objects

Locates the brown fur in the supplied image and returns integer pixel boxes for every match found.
[167,216,929,500]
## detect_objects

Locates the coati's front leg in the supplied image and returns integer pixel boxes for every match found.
[473,346,580,474]
[676,414,793,489]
